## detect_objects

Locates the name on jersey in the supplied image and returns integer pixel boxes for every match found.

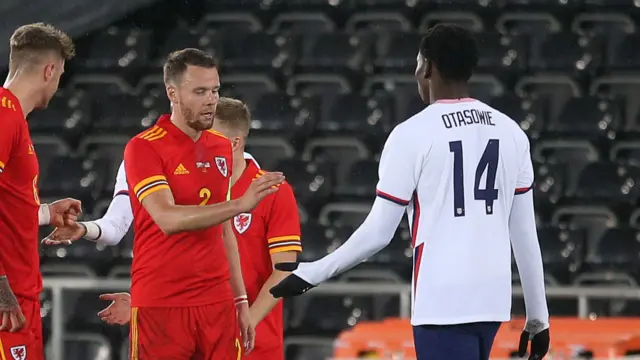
[442,109,494,129]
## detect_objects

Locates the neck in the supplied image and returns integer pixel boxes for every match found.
[170,112,201,141]
[430,82,470,104]
[3,72,38,117]
[230,152,246,186]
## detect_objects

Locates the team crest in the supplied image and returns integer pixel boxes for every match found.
[234,213,252,234]
[10,345,26,360]
[215,157,228,177]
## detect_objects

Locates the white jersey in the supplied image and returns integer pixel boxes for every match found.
[376,98,534,325]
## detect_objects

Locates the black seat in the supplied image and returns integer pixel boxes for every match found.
[79,28,151,71]
[318,94,393,136]
[275,159,334,209]
[335,159,378,198]
[607,33,640,71]
[572,162,639,203]
[529,32,601,73]
[223,33,293,73]
[551,96,622,139]
[27,91,91,143]
[250,92,315,137]
[537,226,586,283]
[297,32,372,74]
[588,228,640,273]
[373,32,422,73]
[489,94,546,138]
[38,156,105,199]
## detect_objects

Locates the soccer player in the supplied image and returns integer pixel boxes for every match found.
[0,23,82,360]
[270,24,551,360]
[46,98,302,360]
[124,49,284,360]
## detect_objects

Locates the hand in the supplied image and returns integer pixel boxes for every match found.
[269,262,315,298]
[0,277,26,332]
[97,293,131,325]
[518,320,550,360]
[236,303,255,354]
[42,223,86,246]
[237,172,285,212]
[48,198,82,227]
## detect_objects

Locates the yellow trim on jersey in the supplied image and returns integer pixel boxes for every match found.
[0,337,7,360]
[131,307,139,360]
[269,245,303,254]
[138,126,167,141]
[268,235,301,244]
[235,338,242,360]
[134,175,169,201]
[206,129,228,139]
[226,181,231,201]
[133,175,167,194]
[0,160,5,169]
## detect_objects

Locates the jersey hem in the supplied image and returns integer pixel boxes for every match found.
[131,295,232,308]
[410,314,511,326]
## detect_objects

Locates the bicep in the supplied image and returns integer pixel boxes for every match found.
[139,187,175,220]
[270,250,297,268]
[376,127,421,204]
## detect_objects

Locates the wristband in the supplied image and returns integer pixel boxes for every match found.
[80,221,102,242]
[234,295,248,306]
[38,204,50,226]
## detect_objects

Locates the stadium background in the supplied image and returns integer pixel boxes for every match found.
[3,0,640,358]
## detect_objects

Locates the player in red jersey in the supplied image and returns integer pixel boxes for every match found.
[0,23,81,360]
[50,98,301,359]
[213,98,301,360]
[123,49,284,360]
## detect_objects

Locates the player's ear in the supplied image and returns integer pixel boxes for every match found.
[230,136,243,152]
[43,63,55,82]
[166,85,178,104]
[425,59,432,79]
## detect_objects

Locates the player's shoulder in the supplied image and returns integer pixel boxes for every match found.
[126,125,168,154]
[0,91,21,121]
[204,129,231,144]
[255,168,293,190]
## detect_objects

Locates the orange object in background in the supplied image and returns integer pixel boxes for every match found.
[333,317,640,359]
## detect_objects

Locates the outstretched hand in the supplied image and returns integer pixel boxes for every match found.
[97,293,131,325]
[42,222,86,246]
[269,262,315,298]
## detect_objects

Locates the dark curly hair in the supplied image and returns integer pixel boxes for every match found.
[419,24,478,82]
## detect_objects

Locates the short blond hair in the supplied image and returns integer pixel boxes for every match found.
[215,97,251,134]
[9,23,75,67]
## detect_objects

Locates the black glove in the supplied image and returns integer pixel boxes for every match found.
[269,262,315,298]
[518,325,550,360]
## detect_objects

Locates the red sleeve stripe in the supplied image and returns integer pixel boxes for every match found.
[515,184,534,195]
[376,189,410,206]
[114,190,129,198]
[268,240,302,249]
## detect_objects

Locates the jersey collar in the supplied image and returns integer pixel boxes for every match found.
[1,87,25,119]
[156,114,201,143]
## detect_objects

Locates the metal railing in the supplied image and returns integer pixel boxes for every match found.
[43,277,640,360]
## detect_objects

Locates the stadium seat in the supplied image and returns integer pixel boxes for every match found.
[250,92,315,137]
[298,221,332,262]
[27,91,91,143]
[529,32,601,74]
[607,33,640,71]
[303,137,370,181]
[153,27,220,67]
[551,96,622,139]
[222,33,294,73]
[287,73,352,98]
[245,136,295,169]
[475,31,529,77]
[533,140,600,187]
[588,227,640,274]
[372,32,422,73]
[318,94,393,136]
[269,12,337,34]
[418,11,484,33]
[591,76,640,130]
[345,12,413,33]
[532,162,565,213]
[552,206,619,259]
[274,159,334,209]
[319,202,371,228]
[221,74,278,105]
[334,159,378,197]
[571,162,639,203]
[199,12,263,33]
[572,13,635,38]
[296,32,373,74]
[489,93,546,138]
[78,27,152,71]
[537,226,585,283]
[515,75,582,124]
[38,156,105,199]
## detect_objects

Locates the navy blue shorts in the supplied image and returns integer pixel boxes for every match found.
[413,322,501,360]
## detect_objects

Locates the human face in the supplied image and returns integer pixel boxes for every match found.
[211,119,245,155]
[170,65,220,131]
[36,57,64,109]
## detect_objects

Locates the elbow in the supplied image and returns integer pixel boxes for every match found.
[154,216,182,235]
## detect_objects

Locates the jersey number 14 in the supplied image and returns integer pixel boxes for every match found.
[449,139,499,217]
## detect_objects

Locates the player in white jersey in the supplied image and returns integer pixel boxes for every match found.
[42,151,260,245]
[271,24,550,360]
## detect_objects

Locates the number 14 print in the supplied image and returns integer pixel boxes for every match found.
[449,139,499,217]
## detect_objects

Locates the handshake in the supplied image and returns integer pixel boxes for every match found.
[41,198,84,245]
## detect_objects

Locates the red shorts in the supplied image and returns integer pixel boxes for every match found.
[244,347,283,360]
[0,297,43,360]
[130,302,240,360]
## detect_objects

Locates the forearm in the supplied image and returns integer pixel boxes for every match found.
[296,198,405,285]
[222,222,248,299]
[156,200,244,235]
[510,191,549,325]
[250,270,289,324]
[38,204,50,226]
[82,195,133,246]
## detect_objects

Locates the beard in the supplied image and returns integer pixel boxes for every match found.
[181,105,214,131]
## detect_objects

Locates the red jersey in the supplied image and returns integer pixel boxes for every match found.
[0,88,41,301]
[124,115,234,307]
[231,159,302,354]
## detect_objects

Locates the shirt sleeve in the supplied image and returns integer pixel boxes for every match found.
[113,161,129,197]
[92,194,133,246]
[123,138,170,203]
[375,125,423,206]
[265,182,302,254]
[294,197,405,285]
[514,136,534,195]
[0,113,19,175]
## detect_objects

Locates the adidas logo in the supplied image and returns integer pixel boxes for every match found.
[174,163,190,175]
